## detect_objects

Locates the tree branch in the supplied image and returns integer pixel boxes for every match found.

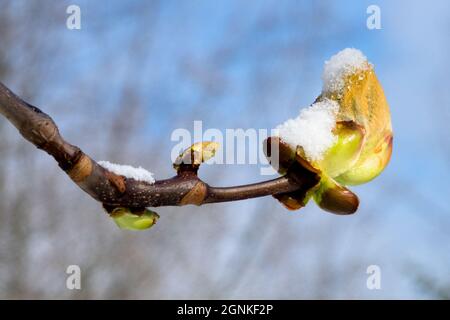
[0,81,317,212]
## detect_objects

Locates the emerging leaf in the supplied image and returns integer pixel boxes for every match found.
[318,121,365,178]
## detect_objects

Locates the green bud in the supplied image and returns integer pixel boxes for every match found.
[111,208,159,231]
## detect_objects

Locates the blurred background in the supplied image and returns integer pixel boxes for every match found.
[0,0,449,299]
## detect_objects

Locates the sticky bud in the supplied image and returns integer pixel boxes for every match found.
[264,50,392,215]
[173,141,220,174]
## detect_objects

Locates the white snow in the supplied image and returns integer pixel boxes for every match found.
[274,48,371,161]
[98,161,155,184]
[322,48,371,93]
[275,98,339,161]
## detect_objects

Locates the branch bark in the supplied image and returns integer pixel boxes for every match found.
[0,81,317,212]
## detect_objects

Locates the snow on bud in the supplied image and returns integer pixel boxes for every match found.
[268,48,393,215]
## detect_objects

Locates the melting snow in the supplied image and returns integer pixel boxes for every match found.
[275,98,339,161]
[322,48,371,93]
[275,48,371,160]
[98,161,155,184]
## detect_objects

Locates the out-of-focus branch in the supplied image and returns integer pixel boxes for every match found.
[0,81,317,212]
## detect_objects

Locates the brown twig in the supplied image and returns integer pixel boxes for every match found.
[0,81,317,212]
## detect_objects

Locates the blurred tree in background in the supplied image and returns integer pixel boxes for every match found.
[0,0,449,299]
